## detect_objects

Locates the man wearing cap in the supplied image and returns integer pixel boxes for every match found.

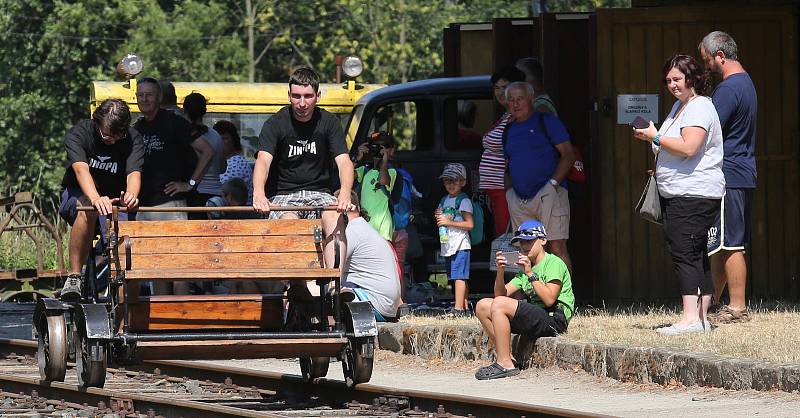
[503,81,575,272]
[474,219,574,380]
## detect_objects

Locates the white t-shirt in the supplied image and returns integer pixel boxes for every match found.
[439,195,473,257]
[654,96,725,199]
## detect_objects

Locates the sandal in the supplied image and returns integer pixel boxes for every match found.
[707,305,751,324]
[475,362,520,380]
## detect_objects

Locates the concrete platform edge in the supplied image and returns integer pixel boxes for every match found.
[376,322,797,393]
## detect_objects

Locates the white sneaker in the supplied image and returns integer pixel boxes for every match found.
[656,321,712,336]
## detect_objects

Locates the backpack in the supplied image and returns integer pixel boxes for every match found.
[502,113,587,184]
[392,168,419,230]
[438,192,485,246]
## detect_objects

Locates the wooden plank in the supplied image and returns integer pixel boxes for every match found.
[135,338,348,360]
[745,21,769,299]
[595,9,617,299]
[128,297,284,331]
[124,236,319,254]
[122,252,322,270]
[761,22,784,299]
[122,268,340,280]
[118,219,321,237]
[778,12,800,300]
[611,22,631,299]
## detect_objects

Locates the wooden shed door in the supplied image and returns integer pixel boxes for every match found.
[595,6,799,301]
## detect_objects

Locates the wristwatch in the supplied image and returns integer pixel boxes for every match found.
[188,179,198,189]
[549,178,559,187]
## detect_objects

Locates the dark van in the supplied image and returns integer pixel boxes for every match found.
[345,76,497,288]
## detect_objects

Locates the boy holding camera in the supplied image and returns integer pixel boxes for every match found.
[474,219,574,380]
[354,131,402,241]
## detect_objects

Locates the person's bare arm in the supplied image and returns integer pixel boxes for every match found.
[252,150,273,213]
[551,142,575,184]
[71,162,112,215]
[334,154,355,211]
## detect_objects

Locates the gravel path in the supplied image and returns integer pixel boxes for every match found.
[205,351,800,417]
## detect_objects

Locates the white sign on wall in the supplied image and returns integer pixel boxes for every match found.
[616,94,659,124]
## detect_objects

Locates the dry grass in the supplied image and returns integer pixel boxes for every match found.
[400,304,800,364]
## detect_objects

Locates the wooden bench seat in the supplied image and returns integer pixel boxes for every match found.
[122,268,340,280]
[112,217,337,333]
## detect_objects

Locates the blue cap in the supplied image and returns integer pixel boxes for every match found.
[510,219,547,243]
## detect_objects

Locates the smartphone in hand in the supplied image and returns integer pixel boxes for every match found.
[500,250,522,273]
[630,116,650,130]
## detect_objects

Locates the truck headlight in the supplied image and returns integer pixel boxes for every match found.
[116,54,144,80]
[342,56,363,79]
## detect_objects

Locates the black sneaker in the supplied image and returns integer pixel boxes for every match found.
[60,274,82,302]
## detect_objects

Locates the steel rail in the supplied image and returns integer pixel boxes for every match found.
[1,338,607,418]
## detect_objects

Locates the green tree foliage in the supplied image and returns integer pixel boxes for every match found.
[0,0,141,202]
[0,0,622,211]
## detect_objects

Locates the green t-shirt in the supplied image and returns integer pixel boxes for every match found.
[509,253,575,322]
[355,166,397,241]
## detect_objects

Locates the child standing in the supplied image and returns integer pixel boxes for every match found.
[435,163,474,316]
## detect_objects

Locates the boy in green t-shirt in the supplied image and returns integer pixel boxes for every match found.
[354,131,402,241]
[474,219,574,380]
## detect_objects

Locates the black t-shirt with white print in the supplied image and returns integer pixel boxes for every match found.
[257,106,348,195]
[61,119,144,197]
[133,109,197,205]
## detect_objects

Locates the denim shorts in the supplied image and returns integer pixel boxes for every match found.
[446,249,470,281]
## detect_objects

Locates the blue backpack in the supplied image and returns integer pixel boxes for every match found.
[438,192,485,246]
[392,168,419,230]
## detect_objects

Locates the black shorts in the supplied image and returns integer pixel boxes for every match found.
[509,300,568,338]
[707,188,753,255]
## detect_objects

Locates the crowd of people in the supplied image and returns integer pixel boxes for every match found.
[56,29,756,380]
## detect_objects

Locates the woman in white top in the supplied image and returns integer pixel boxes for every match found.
[633,54,725,336]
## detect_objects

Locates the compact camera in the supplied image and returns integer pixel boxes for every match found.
[366,142,384,159]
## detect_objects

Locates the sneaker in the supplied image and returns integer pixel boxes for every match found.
[707,305,751,324]
[656,321,712,335]
[60,274,82,302]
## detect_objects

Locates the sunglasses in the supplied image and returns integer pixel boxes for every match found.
[514,228,545,238]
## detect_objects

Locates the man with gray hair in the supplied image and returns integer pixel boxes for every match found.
[502,81,575,272]
[699,31,758,324]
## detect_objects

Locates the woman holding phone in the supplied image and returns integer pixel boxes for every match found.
[632,54,724,335]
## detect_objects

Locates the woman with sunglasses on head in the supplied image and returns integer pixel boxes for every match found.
[632,54,724,335]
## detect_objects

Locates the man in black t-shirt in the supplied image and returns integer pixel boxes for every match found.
[57,99,144,301]
[133,77,214,222]
[253,67,355,271]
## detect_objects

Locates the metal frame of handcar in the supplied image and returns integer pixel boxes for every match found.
[34,205,378,388]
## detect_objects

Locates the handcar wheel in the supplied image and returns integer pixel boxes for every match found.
[300,356,330,381]
[37,315,67,382]
[76,328,107,388]
[342,337,373,387]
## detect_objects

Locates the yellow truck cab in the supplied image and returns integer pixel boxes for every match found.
[90,79,385,155]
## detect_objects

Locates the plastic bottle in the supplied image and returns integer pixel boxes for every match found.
[438,225,449,243]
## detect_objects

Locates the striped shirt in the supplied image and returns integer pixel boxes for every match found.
[479,113,512,190]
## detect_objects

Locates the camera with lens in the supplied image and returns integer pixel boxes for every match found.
[366,142,384,159]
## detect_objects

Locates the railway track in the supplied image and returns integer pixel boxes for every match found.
[1,338,605,417]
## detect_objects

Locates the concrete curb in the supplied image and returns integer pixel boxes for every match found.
[376,322,798,393]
